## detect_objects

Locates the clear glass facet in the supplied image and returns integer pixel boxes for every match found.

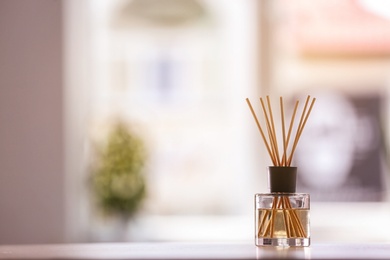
[255,193,310,247]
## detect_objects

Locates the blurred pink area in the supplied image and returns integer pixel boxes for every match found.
[281,0,390,55]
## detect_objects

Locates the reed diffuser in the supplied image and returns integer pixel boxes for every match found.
[246,95,316,247]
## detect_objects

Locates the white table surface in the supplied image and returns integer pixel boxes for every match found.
[0,242,390,259]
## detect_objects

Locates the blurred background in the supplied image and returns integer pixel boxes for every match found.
[0,0,390,244]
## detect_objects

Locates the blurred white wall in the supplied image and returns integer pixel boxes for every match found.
[0,0,66,243]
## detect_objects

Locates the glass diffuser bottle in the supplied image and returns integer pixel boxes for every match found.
[246,95,316,247]
[255,166,310,247]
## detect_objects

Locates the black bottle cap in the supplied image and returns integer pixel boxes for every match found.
[268,166,297,193]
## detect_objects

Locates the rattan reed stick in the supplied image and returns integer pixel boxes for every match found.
[266,96,281,166]
[283,101,299,165]
[280,97,287,166]
[245,98,276,165]
[287,96,310,165]
[260,98,278,165]
[287,97,316,166]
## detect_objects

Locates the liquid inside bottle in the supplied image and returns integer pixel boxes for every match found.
[255,193,310,247]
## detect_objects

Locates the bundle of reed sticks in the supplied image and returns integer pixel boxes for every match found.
[246,95,316,167]
[246,95,316,240]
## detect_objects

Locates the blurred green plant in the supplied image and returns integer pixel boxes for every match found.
[91,122,146,219]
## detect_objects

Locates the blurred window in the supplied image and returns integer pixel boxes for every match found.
[85,0,259,241]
